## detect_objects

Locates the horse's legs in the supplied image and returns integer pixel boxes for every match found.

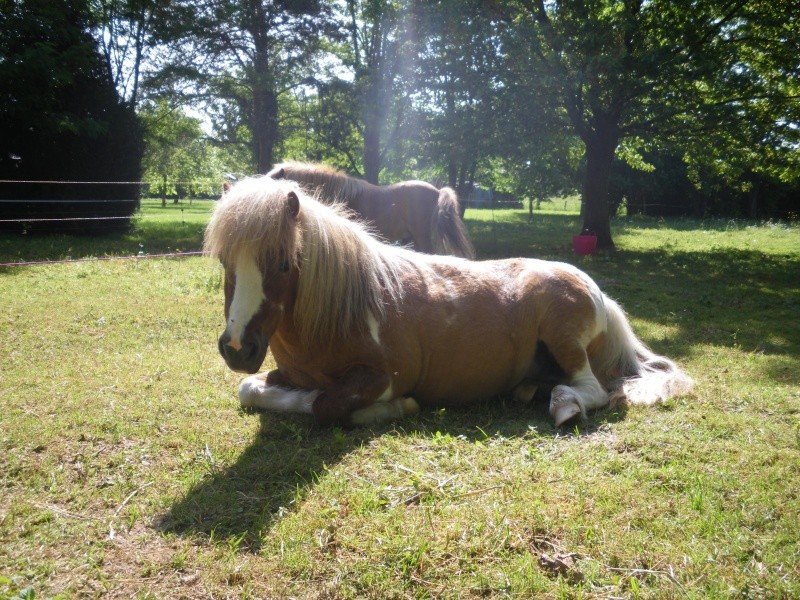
[239,371,319,414]
[238,367,417,426]
[539,335,608,426]
[549,362,609,427]
[311,364,409,426]
[404,198,435,254]
[512,380,539,406]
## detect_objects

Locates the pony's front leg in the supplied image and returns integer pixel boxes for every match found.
[312,365,419,426]
[238,370,319,415]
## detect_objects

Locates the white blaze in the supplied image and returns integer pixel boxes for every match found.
[226,253,266,349]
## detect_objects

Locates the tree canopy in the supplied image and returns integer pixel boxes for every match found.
[0,0,144,232]
[4,0,797,241]
[495,0,799,246]
[148,0,339,173]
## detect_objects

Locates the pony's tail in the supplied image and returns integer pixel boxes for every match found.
[592,296,694,408]
[432,187,475,259]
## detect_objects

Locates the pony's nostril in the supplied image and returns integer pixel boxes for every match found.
[217,330,266,373]
[239,341,255,360]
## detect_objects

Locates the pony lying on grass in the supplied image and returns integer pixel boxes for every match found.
[267,161,475,259]
[205,177,693,427]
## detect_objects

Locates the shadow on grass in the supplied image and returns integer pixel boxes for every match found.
[157,393,626,554]
[156,412,368,552]
[468,210,581,260]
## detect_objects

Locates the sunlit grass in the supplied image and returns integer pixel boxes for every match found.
[0,198,214,264]
[1,201,799,598]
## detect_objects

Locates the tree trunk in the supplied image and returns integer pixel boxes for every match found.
[363,112,381,184]
[748,183,759,219]
[248,1,278,174]
[360,62,389,185]
[251,86,278,174]
[444,162,455,189]
[359,10,392,185]
[581,131,618,249]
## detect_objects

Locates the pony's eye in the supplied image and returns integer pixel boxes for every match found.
[279,258,290,273]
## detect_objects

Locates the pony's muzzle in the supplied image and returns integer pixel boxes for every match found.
[218,331,268,374]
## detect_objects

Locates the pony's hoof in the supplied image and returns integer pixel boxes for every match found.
[551,402,582,427]
[349,396,420,426]
[512,381,538,406]
[400,397,420,416]
[238,375,266,410]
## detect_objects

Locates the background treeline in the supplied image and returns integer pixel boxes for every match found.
[1,0,798,244]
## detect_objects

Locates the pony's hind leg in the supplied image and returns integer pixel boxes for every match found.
[549,364,609,427]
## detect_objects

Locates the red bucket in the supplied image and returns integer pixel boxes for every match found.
[572,234,598,256]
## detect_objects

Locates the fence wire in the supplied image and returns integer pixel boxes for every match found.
[0,179,219,267]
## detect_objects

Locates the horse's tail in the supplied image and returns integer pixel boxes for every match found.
[432,187,475,259]
[592,296,694,407]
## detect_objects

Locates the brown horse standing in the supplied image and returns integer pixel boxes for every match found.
[205,177,693,427]
[266,161,475,259]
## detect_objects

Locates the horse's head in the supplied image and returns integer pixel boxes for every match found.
[208,186,302,373]
[266,165,286,180]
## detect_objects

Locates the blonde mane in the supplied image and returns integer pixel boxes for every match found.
[204,177,301,269]
[204,176,405,345]
[272,161,375,204]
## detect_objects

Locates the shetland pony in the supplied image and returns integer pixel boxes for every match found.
[266,161,475,259]
[205,177,693,427]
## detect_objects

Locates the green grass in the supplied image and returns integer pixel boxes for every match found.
[0,199,213,264]
[1,202,799,598]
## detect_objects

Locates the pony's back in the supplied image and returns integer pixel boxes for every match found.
[268,161,475,259]
[268,162,371,204]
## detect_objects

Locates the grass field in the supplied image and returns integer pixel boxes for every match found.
[1,199,799,599]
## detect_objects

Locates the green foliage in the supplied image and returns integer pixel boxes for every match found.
[139,99,247,200]
[80,0,800,226]
[148,0,340,171]
[0,0,144,232]
[409,0,505,187]
[277,80,364,172]
[495,0,800,244]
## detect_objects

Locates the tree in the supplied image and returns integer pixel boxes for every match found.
[92,0,162,107]
[411,0,505,194]
[140,99,240,204]
[338,0,418,183]
[150,0,338,173]
[499,0,800,248]
[0,0,144,233]
[278,79,365,171]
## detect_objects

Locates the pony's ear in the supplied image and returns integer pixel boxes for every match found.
[274,167,286,180]
[287,191,300,219]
